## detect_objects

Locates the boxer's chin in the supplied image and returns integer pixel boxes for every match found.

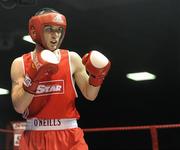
[49,45,58,51]
[46,42,59,51]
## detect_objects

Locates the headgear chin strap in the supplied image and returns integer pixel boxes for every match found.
[29,12,67,49]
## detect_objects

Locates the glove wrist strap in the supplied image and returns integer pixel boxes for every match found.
[23,74,38,94]
[89,75,104,87]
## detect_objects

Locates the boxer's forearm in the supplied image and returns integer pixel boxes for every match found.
[85,83,101,101]
[11,82,34,114]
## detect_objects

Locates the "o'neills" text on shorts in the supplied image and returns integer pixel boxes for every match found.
[26,118,78,130]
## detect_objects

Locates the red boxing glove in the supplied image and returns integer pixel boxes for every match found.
[82,50,111,87]
[23,50,59,94]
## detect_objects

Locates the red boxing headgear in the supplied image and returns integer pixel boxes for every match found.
[29,12,67,48]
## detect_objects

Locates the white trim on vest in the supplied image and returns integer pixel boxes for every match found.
[67,50,78,98]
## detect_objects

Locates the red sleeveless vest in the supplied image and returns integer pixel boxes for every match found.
[22,50,80,119]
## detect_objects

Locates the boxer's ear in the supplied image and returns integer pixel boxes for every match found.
[30,26,37,39]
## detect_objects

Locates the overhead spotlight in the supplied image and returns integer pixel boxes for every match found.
[23,35,35,44]
[0,88,9,95]
[126,72,156,81]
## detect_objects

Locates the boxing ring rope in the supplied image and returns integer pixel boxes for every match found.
[0,128,14,134]
[83,123,180,150]
[1,123,180,150]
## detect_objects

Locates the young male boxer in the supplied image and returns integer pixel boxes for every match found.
[10,8,111,150]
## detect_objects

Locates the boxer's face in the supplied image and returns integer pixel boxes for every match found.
[43,25,63,51]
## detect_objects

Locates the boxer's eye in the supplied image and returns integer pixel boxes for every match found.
[44,26,63,33]
[57,27,63,33]
[44,26,53,32]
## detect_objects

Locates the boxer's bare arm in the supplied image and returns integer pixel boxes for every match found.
[11,57,34,114]
[70,51,100,101]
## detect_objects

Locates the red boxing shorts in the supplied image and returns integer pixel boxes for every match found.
[18,118,88,150]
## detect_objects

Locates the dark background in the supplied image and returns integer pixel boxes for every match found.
[0,0,180,149]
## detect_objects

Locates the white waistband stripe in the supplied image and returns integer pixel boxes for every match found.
[26,118,78,131]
